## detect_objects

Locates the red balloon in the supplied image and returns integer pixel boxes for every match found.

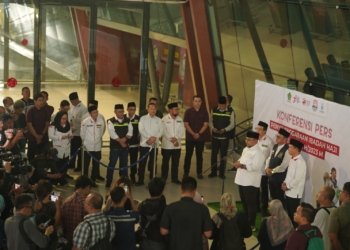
[21,38,28,46]
[111,76,121,87]
[280,39,288,48]
[7,77,17,88]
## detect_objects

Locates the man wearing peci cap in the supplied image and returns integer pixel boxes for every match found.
[255,121,274,216]
[233,131,265,231]
[161,103,185,184]
[208,96,235,179]
[125,102,140,184]
[80,105,106,187]
[282,138,307,222]
[265,128,291,203]
[106,104,133,187]
[68,92,88,172]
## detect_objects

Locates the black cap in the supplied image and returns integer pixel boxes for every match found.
[88,105,97,113]
[114,104,124,110]
[88,100,98,107]
[258,121,268,130]
[246,130,259,140]
[289,138,304,150]
[167,102,178,109]
[218,96,227,104]
[278,128,290,138]
[127,102,136,108]
[69,92,78,101]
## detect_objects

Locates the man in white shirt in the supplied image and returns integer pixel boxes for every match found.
[68,92,88,172]
[161,103,184,184]
[136,103,163,186]
[282,138,307,221]
[312,186,336,250]
[233,130,265,231]
[80,105,106,187]
[265,128,291,203]
[255,121,274,216]
[106,104,133,188]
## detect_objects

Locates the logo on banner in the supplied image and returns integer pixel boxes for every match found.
[285,90,327,116]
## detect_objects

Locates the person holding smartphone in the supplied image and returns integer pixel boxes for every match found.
[34,180,62,249]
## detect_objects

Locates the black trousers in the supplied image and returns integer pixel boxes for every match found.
[129,147,139,179]
[210,138,229,176]
[83,151,101,180]
[69,136,82,169]
[269,178,285,203]
[238,185,259,227]
[161,149,181,181]
[260,175,269,211]
[183,140,205,176]
[138,147,156,183]
[285,196,301,223]
[27,140,49,161]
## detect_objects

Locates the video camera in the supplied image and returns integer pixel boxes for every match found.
[0,148,32,175]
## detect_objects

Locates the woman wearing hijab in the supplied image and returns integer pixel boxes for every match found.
[48,111,72,185]
[258,199,294,250]
[211,193,252,250]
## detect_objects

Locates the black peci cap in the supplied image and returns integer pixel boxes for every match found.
[218,96,227,104]
[167,102,178,109]
[127,102,136,108]
[114,104,124,110]
[258,121,268,130]
[69,92,78,100]
[278,128,290,138]
[88,105,97,113]
[289,138,304,150]
[246,130,259,140]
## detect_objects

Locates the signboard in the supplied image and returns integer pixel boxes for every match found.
[254,80,350,203]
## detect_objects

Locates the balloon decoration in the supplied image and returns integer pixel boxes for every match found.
[7,77,17,88]
[111,76,121,88]
[21,38,28,46]
[280,39,288,48]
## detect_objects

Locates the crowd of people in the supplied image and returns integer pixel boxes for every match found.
[0,87,349,250]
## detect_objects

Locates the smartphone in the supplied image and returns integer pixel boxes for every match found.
[51,194,58,202]
[14,183,21,190]
[43,219,51,228]
[123,185,128,193]
[50,191,60,202]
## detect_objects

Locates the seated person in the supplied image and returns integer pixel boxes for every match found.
[258,199,294,250]
[106,186,139,250]
[211,192,252,250]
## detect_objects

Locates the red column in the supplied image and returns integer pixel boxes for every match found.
[181,0,219,111]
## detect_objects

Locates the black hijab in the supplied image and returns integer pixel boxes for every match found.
[51,111,70,133]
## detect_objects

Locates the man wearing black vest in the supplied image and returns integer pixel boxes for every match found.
[106,104,133,188]
[265,128,291,203]
[125,102,140,184]
[208,96,235,179]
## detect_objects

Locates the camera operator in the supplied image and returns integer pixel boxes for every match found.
[1,114,25,155]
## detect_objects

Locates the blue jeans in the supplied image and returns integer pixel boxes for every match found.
[106,147,128,186]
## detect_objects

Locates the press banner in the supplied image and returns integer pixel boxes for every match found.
[253,80,350,203]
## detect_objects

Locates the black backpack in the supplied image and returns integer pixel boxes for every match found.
[211,213,243,250]
[86,216,113,250]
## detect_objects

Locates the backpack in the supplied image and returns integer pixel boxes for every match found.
[211,213,243,250]
[86,216,113,250]
[301,226,325,250]
[19,218,40,250]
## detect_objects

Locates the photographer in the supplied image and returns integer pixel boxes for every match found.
[1,114,25,155]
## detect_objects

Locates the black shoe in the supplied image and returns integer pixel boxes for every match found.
[135,181,144,186]
[96,176,105,181]
[197,174,203,179]
[73,168,81,173]
[130,176,136,185]
[208,173,217,178]
[172,180,181,185]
